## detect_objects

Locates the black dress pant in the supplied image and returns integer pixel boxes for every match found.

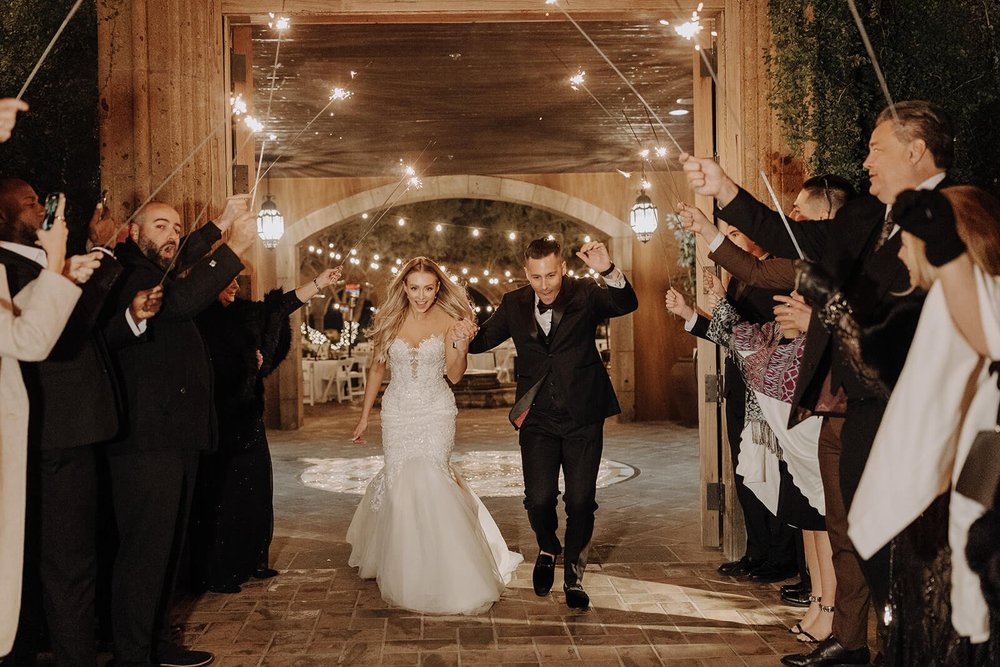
[106,449,200,666]
[518,405,604,585]
[726,370,796,566]
[11,446,101,667]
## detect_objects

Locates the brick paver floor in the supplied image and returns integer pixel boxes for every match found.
[171,405,808,666]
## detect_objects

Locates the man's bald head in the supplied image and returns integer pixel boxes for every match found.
[130,201,182,270]
[0,177,44,244]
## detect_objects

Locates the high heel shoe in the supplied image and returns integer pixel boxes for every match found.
[796,602,834,643]
[788,595,821,634]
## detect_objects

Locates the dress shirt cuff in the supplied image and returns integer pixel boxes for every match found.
[684,312,698,332]
[602,268,627,288]
[708,232,725,253]
[124,307,147,336]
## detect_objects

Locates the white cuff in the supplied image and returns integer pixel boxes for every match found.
[708,231,725,253]
[602,268,626,288]
[125,307,147,336]
[683,312,698,331]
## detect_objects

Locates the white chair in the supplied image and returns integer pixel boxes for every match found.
[321,359,354,404]
[302,360,315,406]
[348,357,367,399]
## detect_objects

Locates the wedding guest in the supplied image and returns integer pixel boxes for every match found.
[192,266,341,594]
[101,196,255,667]
[0,199,84,659]
[842,187,1000,665]
[683,100,954,667]
[0,180,155,666]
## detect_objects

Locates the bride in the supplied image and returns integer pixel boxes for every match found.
[348,257,523,614]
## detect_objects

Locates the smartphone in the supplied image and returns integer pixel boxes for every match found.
[41,193,61,230]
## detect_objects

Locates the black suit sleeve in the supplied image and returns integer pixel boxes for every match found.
[716,187,833,261]
[173,222,223,274]
[157,244,244,322]
[470,293,513,353]
[689,314,712,341]
[589,278,639,319]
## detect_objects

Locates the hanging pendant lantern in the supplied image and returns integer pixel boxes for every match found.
[256,176,284,249]
[629,189,658,243]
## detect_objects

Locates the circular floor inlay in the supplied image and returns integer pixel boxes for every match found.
[299,450,638,497]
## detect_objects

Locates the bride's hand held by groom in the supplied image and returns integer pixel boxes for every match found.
[448,317,479,352]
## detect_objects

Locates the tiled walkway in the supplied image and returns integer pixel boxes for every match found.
[173,405,808,666]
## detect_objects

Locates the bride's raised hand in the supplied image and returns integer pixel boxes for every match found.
[448,318,477,349]
[352,417,368,444]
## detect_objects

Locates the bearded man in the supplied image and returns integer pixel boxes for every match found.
[101,197,256,667]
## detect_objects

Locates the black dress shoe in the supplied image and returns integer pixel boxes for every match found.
[781,579,811,596]
[780,588,813,607]
[563,582,590,609]
[780,637,870,666]
[152,642,214,667]
[717,556,762,577]
[533,553,556,596]
[749,561,798,583]
[252,567,279,579]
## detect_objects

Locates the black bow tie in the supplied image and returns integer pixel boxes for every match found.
[536,301,553,314]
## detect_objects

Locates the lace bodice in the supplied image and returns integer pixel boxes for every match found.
[370,334,458,511]
[387,335,449,389]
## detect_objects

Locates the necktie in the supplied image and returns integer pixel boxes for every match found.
[537,301,552,314]
[874,208,894,251]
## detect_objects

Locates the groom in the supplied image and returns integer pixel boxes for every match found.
[470,237,638,608]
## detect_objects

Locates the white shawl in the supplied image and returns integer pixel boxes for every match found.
[848,272,1000,642]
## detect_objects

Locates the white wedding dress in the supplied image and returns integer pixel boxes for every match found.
[347,335,523,614]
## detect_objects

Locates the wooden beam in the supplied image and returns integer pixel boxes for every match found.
[222,1,724,19]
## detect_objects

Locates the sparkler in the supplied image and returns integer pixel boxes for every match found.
[544,0,686,156]
[16,0,86,100]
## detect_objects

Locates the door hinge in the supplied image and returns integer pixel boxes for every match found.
[705,373,722,403]
[706,481,725,512]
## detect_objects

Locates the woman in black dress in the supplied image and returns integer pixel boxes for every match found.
[193,267,341,593]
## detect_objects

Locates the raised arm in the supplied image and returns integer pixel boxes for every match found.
[470,295,512,353]
[681,153,831,260]
[444,317,478,384]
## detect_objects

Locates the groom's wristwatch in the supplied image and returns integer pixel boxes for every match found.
[599,262,616,277]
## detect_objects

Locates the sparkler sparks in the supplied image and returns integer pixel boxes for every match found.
[243,115,264,133]
[230,94,247,116]
[655,146,668,158]
[330,87,353,101]
[267,13,290,30]
[569,70,586,90]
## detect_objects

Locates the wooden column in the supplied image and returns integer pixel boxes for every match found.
[98,0,227,230]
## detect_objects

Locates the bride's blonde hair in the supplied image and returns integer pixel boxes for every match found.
[365,256,474,362]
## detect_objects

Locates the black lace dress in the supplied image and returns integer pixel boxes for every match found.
[820,290,999,665]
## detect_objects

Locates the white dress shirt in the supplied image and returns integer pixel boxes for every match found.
[886,171,947,238]
[534,268,627,335]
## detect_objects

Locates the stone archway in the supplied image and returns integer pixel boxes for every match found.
[273,175,637,430]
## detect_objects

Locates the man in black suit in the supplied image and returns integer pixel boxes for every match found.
[101,197,256,667]
[680,227,799,586]
[0,178,163,666]
[470,237,638,609]
[682,100,954,666]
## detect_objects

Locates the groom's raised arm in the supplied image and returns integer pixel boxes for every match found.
[469,292,512,353]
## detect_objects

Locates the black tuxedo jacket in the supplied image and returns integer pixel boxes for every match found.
[469,276,638,427]
[101,223,243,453]
[717,179,950,425]
[0,247,126,449]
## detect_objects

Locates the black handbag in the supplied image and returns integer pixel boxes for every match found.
[955,364,1000,508]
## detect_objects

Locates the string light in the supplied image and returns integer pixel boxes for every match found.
[584,235,592,243]
[397,218,406,226]
[471,228,481,237]
[435,223,443,232]
[508,231,517,240]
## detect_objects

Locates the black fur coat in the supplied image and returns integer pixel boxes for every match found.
[197,289,300,451]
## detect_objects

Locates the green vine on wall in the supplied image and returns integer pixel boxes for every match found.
[767,0,1000,192]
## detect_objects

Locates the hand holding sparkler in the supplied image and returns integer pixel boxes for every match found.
[227,210,258,255]
[0,98,28,142]
[664,287,695,321]
[129,285,164,324]
[680,153,740,208]
[214,195,251,233]
[63,251,103,285]
[677,202,722,246]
